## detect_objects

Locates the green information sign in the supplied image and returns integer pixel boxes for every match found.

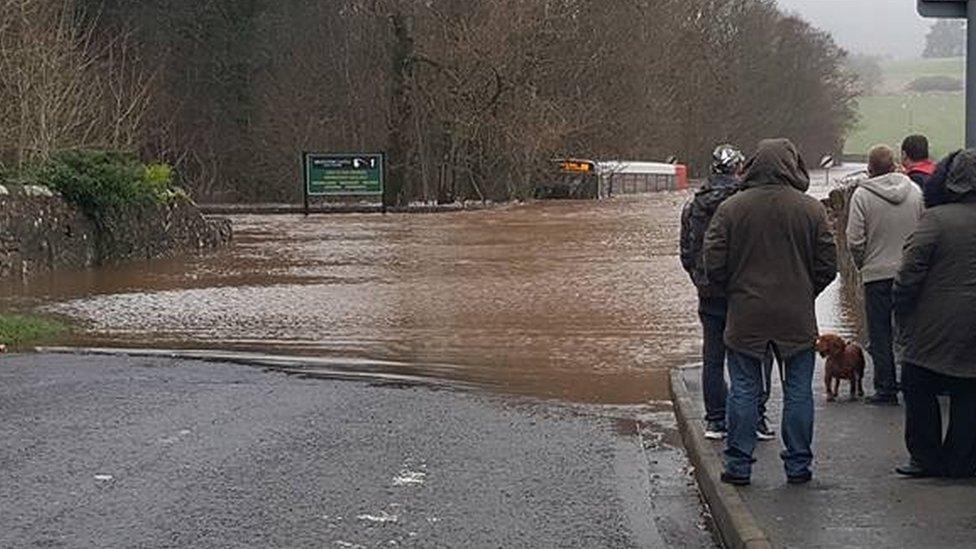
[304,153,384,196]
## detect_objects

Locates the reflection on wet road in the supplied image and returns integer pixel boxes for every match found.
[3,169,861,405]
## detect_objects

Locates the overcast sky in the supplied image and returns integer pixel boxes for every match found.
[776,0,933,59]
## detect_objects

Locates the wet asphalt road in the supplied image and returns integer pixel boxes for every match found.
[0,353,716,548]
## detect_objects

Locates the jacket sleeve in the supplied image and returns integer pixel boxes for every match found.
[679,199,697,275]
[702,205,729,289]
[813,205,838,296]
[846,190,867,270]
[894,211,940,315]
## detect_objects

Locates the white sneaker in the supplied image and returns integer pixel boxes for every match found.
[704,421,727,440]
[756,417,776,441]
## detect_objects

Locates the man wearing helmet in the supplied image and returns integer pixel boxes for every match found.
[681,144,775,441]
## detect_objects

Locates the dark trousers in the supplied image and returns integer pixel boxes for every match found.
[903,363,976,478]
[865,279,898,397]
[699,296,729,423]
[698,296,769,424]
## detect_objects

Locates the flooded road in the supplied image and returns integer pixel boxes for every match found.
[5,195,697,404]
[2,167,862,405]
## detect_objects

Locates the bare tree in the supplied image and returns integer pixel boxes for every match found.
[82,0,859,202]
[0,0,153,169]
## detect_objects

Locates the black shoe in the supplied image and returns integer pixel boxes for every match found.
[865,394,899,406]
[720,472,750,486]
[787,471,813,485]
[895,463,937,478]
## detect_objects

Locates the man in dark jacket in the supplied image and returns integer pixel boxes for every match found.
[894,149,976,479]
[704,139,837,485]
[901,134,935,189]
[680,145,742,440]
[681,144,775,441]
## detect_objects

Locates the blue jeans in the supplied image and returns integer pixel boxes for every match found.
[725,348,815,479]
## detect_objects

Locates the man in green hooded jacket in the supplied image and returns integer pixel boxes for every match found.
[704,138,837,485]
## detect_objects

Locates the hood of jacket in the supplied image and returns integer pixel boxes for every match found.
[922,150,960,208]
[946,149,976,198]
[858,172,915,204]
[741,138,810,193]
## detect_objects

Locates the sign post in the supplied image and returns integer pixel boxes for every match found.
[918,0,976,147]
[302,153,385,215]
[820,154,834,186]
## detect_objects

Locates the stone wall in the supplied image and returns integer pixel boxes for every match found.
[823,186,866,338]
[96,200,232,265]
[0,185,231,279]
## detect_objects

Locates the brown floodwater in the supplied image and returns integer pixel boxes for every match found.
[1,170,860,405]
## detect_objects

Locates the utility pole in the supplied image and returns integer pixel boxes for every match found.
[969,0,976,147]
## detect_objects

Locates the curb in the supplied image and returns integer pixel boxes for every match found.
[670,367,774,549]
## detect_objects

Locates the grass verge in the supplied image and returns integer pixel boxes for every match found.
[0,314,68,349]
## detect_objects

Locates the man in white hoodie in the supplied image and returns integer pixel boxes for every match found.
[847,145,924,405]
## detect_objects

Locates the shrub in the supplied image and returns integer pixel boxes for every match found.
[906,76,964,93]
[143,162,177,202]
[30,150,180,219]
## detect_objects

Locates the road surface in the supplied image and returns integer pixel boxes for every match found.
[0,353,716,548]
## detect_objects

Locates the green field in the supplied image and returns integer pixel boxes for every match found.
[845,57,964,159]
[846,94,963,159]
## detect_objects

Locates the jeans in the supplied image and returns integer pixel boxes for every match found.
[698,296,769,425]
[903,363,976,478]
[865,279,898,397]
[725,348,815,479]
[699,297,729,424]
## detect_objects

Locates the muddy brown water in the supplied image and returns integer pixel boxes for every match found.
[2,172,860,405]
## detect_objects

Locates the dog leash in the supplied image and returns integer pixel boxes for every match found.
[764,341,786,389]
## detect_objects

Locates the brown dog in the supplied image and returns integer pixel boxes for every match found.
[815,334,865,402]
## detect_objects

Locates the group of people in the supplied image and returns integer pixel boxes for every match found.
[680,135,976,484]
